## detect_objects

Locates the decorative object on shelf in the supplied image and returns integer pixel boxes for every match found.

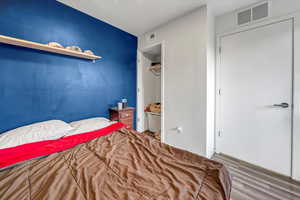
[47,42,64,49]
[0,35,101,60]
[66,46,82,52]
[84,50,95,55]
[148,63,161,76]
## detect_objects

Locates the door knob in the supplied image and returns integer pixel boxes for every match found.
[273,103,289,108]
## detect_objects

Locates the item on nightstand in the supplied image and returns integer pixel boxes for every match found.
[84,50,95,55]
[118,102,123,110]
[47,42,64,49]
[122,99,128,108]
[66,46,82,52]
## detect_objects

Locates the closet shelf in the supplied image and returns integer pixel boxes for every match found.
[0,35,101,60]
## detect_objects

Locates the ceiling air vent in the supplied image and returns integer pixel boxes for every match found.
[252,2,269,21]
[238,9,252,25]
[237,1,270,26]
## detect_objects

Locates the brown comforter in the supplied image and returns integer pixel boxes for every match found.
[0,128,231,200]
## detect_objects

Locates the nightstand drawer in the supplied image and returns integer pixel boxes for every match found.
[119,118,133,125]
[109,107,135,130]
[119,111,133,119]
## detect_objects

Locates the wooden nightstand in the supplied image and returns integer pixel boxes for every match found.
[109,107,134,130]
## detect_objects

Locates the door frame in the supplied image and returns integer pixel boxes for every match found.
[136,41,165,143]
[215,14,298,179]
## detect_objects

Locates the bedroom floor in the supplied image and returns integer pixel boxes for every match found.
[213,154,300,200]
[142,130,161,141]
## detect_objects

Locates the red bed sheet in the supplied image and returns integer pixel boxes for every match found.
[0,122,124,169]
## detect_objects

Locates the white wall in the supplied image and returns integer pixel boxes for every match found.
[139,6,215,157]
[215,0,300,181]
[137,51,145,132]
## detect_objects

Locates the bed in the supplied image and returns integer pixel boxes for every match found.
[0,118,231,200]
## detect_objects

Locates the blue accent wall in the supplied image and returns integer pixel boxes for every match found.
[0,0,137,133]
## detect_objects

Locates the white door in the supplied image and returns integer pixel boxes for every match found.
[217,19,293,176]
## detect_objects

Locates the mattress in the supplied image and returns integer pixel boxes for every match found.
[0,128,231,200]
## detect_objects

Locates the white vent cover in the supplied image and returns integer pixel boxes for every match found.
[237,1,269,26]
[253,2,269,20]
[238,9,252,25]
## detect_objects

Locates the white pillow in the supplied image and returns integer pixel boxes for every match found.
[67,118,116,136]
[0,120,73,149]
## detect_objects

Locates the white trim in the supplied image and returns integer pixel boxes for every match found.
[136,41,166,143]
[161,41,166,143]
[217,11,297,37]
[215,12,300,180]
[293,12,300,181]
[136,50,146,133]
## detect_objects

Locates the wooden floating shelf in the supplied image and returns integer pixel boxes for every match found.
[0,35,101,60]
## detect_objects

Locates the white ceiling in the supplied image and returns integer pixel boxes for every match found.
[58,0,262,36]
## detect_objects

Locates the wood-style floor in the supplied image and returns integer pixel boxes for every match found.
[213,154,300,200]
[142,130,161,141]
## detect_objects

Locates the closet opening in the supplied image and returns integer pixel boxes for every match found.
[137,43,164,142]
